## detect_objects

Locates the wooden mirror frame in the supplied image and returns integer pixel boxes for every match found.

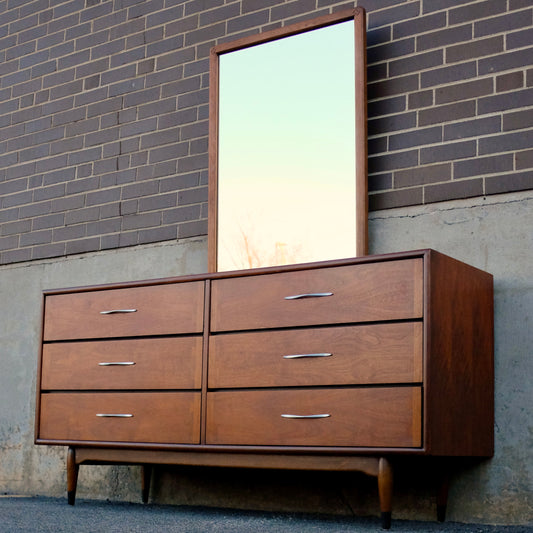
[208,8,367,272]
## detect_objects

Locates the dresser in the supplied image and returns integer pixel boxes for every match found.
[35,249,494,528]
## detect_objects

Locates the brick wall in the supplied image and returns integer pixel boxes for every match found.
[0,0,532,265]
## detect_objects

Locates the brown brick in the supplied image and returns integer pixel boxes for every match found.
[417,24,472,52]
[479,87,533,114]
[20,229,53,246]
[241,0,279,14]
[395,163,451,188]
[421,62,477,89]
[475,9,532,38]
[503,108,533,132]
[368,74,419,100]
[368,150,418,174]
[419,100,476,127]
[1,219,31,236]
[393,11,445,39]
[122,211,161,230]
[390,49,443,77]
[31,242,65,259]
[149,142,189,164]
[162,204,201,224]
[436,78,493,105]
[178,218,207,238]
[449,0,505,25]
[366,1,420,29]
[447,36,503,64]
[478,47,533,76]
[425,178,483,204]
[368,112,417,136]
[50,195,85,213]
[420,140,476,165]
[86,218,121,236]
[366,26,391,49]
[369,187,423,211]
[32,213,65,230]
[368,137,388,157]
[86,187,121,206]
[516,149,533,170]
[367,38,414,64]
[389,126,442,151]
[228,10,270,34]
[444,116,501,141]
[138,225,177,244]
[65,237,100,254]
[368,173,392,192]
[454,154,514,179]
[1,248,32,264]
[496,71,524,93]
[485,170,533,195]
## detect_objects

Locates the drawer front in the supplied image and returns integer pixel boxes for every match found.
[209,323,422,388]
[41,337,203,390]
[206,387,421,448]
[39,392,201,444]
[211,259,423,332]
[43,282,204,340]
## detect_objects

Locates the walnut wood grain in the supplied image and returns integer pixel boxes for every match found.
[43,282,204,340]
[208,322,422,388]
[39,392,201,444]
[41,337,202,390]
[211,259,423,332]
[206,387,421,448]
[424,250,494,456]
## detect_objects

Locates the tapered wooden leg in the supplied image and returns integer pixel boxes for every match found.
[378,457,393,529]
[436,468,450,522]
[141,465,152,504]
[67,447,79,506]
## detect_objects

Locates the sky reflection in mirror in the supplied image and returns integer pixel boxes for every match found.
[218,20,355,271]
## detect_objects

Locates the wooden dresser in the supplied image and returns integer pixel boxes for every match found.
[35,249,494,528]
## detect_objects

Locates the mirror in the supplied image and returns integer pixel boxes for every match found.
[209,8,367,272]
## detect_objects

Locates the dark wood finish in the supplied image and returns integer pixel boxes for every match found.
[141,465,152,504]
[424,250,494,456]
[208,8,368,272]
[40,392,201,444]
[378,457,393,529]
[209,322,422,388]
[41,337,202,390]
[67,447,78,506]
[35,249,494,527]
[211,259,423,332]
[206,388,422,448]
[43,282,204,340]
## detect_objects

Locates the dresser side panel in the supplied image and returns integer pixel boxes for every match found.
[425,251,494,456]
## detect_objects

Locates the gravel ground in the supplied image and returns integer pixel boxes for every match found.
[0,496,531,533]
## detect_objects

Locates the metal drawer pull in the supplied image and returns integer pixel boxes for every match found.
[96,413,133,418]
[283,353,332,359]
[284,292,333,300]
[281,414,331,419]
[100,309,137,315]
[98,362,136,366]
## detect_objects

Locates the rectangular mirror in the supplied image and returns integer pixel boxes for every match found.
[209,8,367,272]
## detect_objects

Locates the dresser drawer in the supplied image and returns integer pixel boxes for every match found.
[43,282,204,340]
[39,392,201,444]
[209,323,422,388]
[41,337,203,390]
[206,387,421,448]
[211,259,423,332]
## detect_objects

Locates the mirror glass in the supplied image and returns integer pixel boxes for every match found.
[210,10,367,272]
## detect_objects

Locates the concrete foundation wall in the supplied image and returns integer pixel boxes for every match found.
[0,191,531,525]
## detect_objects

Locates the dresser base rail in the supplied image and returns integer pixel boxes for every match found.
[65,446,449,529]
